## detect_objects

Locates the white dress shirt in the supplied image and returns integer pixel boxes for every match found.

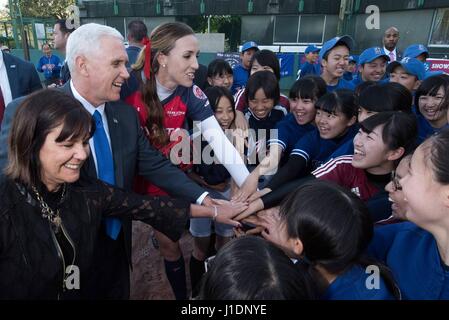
[0,51,13,106]
[70,80,111,175]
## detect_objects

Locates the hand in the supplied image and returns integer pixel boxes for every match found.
[42,65,47,70]
[247,187,272,203]
[234,198,264,221]
[232,170,260,202]
[213,200,248,227]
[258,208,289,251]
[234,110,249,132]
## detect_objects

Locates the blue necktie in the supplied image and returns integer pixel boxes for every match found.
[92,110,121,239]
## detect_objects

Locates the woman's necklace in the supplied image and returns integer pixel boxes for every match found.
[31,184,66,233]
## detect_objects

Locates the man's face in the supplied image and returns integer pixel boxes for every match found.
[82,36,129,106]
[241,48,257,69]
[43,45,52,57]
[53,23,68,51]
[383,28,399,51]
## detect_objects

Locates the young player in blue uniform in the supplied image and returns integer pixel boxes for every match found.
[351,47,389,87]
[299,45,321,78]
[388,57,425,97]
[266,89,358,190]
[313,112,417,222]
[367,130,449,299]
[319,36,356,92]
[236,76,327,200]
[414,74,449,143]
[259,180,400,300]
[235,49,290,112]
[403,44,429,62]
[231,41,259,94]
[243,71,287,166]
[238,112,417,223]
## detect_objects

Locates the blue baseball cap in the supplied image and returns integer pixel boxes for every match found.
[348,55,358,63]
[404,44,429,59]
[241,41,259,53]
[305,45,320,54]
[358,47,389,65]
[319,35,354,61]
[425,70,445,79]
[387,57,426,80]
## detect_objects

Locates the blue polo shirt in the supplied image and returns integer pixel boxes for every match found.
[368,222,449,300]
[416,114,449,144]
[300,62,321,78]
[326,78,356,92]
[231,64,250,95]
[267,113,316,155]
[291,125,358,170]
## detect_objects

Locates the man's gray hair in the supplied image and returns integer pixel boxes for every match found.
[66,23,124,73]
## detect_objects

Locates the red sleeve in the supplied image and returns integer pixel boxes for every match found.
[312,156,354,185]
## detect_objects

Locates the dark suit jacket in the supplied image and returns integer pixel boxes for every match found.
[0,83,207,262]
[3,51,42,99]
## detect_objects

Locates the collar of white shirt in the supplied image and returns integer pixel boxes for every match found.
[70,80,106,116]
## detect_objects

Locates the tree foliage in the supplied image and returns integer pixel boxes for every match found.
[10,0,75,19]
[180,15,241,51]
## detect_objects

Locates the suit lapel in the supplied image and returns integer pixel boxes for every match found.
[105,102,124,188]
[4,53,19,99]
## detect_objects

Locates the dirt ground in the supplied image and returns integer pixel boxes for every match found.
[129,221,194,300]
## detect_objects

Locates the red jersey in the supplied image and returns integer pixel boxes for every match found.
[125,84,213,195]
[312,155,380,201]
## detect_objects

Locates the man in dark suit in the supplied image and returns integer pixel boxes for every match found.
[383,26,402,63]
[0,23,216,299]
[53,19,76,85]
[0,50,41,127]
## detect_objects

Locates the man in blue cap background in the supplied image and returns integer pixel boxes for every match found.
[298,45,320,79]
[351,47,389,86]
[231,41,259,94]
[404,44,429,63]
[343,55,358,81]
[319,35,355,92]
[388,57,425,92]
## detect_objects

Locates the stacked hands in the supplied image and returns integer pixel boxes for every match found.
[207,168,278,238]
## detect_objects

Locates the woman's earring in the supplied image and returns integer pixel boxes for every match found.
[162,64,166,68]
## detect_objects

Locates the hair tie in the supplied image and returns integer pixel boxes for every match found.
[141,36,151,80]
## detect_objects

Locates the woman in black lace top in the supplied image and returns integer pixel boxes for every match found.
[0,89,246,299]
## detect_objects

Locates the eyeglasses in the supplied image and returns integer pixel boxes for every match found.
[391,170,402,191]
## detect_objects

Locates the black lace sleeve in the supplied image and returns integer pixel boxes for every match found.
[89,180,190,242]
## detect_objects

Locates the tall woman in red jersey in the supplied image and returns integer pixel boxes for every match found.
[122,22,249,300]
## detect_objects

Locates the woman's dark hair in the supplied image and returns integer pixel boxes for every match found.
[198,236,319,300]
[207,59,233,78]
[250,49,281,81]
[354,80,376,98]
[424,129,449,185]
[414,74,449,115]
[245,71,280,106]
[358,82,412,114]
[289,76,327,102]
[360,112,418,162]
[204,86,236,127]
[315,89,358,120]
[280,180,401,299]
[6,89,94,188]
